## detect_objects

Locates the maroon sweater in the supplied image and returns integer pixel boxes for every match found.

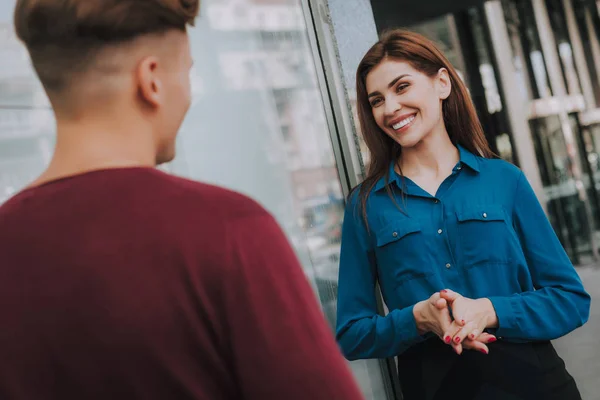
[0,168,363,400]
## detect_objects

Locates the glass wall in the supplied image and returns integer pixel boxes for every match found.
[0,0,389,398]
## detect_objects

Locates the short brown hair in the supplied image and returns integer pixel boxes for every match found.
[14,0,200,92]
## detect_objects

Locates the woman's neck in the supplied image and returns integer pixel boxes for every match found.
[398,130,459,180]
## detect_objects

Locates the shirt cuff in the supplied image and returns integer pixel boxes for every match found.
[392,305,429,345]
[487,296,520,337]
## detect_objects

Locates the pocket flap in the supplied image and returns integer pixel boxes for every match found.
[457,205,505,222]
[376,219,421,247]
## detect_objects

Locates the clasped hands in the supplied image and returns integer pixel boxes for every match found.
[413,289,499,355]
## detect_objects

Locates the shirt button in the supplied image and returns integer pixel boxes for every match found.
[437,229,443,234]
[445,263,452,269]
[392,232,398,238]
[483,212,487,218]
[434,199,439,204]
[457,166,462,170]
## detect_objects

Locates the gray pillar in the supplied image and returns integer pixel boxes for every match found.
[484,1,547,210]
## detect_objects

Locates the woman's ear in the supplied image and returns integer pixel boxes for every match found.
[437,68,452,100]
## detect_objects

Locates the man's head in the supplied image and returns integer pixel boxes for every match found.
[14,0,200,165]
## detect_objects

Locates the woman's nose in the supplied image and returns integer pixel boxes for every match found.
[384,98,401,116]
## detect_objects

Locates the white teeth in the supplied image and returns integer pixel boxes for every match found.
[392,115,415,130]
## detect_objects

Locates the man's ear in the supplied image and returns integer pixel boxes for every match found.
[137,56,162,108]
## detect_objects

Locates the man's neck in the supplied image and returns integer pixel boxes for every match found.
[31,119,156,188]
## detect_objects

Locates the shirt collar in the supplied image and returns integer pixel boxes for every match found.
[372,144,480,193]
[457,144,480,173]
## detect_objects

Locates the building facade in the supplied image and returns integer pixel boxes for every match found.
[1,0,599,399]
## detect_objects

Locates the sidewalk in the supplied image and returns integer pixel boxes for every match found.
[553,265,600,400]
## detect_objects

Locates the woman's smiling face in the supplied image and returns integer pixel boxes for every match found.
[365,58,451,149]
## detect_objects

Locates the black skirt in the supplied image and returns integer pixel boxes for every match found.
[397,338,581,400]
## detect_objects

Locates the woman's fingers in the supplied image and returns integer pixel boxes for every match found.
[434,298,447,310]
[439,288,461,304]
[452,321,477,345]
[460,332,497,355]
[442,320,463,345]
[452,341,463,355]
[429,292,441,304]
[477,332,497,344]
[462,338,489,354]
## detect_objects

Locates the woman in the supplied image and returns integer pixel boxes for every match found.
[335,29,590,400]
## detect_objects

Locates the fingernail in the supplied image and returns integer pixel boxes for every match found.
[480,349,488,355]
[461,320,466,325]
[488,337,497,343]
[454,337,461,343]
[441,289,448,293]
[469,334,475,340]
[444,336,452,344]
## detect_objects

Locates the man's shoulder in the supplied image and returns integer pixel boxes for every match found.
[158,171,269,221]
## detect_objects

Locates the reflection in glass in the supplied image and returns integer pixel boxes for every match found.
[529,114,598,264]
[503,0,553,98]
[545,0,582,95]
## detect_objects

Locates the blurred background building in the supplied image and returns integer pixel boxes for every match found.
[0,0,599,399]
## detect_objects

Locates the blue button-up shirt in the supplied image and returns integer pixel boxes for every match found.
[336,146,591,360]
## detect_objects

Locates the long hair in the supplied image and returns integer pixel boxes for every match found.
[355,29,493,227]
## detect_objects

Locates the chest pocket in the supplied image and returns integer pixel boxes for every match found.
[456,205,514,267]
[374,217,434,283]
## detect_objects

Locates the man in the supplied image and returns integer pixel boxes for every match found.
[0,1,364,399]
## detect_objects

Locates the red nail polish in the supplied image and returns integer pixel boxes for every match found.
[480,349,488,354]
[488,337,497,343]
[454,337,461,343]
[469,334,475,340]
[461,320,466,325]
[441,289,448,293]
[444,336,451,344]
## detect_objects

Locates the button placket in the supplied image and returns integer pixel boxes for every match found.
[438,201,457,272]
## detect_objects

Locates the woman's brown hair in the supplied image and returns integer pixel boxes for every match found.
[355,29,493,227]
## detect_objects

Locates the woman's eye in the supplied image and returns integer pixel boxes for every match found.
[370,98,383,107]
[397,83,409,93]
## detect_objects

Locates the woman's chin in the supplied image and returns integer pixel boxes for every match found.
[395,132,425,149]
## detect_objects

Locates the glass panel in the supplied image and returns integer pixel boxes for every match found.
[0,0,390,398]
[503,0,554,99]
[573,0,600,105]
[529,114,597,264]
[545,0,582,95]
[0,7,54,204]
[502,0,536,102]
